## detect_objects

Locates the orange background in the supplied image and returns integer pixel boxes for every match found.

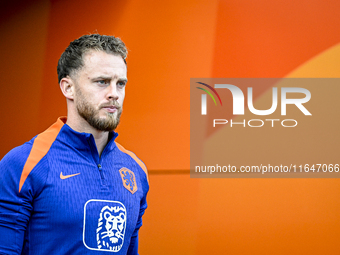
[1,0,340,254]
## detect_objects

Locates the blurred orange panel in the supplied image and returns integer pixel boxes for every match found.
[0,0,50,158]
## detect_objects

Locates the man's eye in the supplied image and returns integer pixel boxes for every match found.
[117,81,126,88]
[97,80,108,85]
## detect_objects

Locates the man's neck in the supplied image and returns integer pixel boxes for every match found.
[66,116,109,156]
[90,129,109,156]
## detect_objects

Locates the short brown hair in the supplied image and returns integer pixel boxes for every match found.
[57,34,127,83]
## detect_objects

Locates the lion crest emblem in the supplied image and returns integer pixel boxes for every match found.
[96,205,126,252]
[119,168,138,194]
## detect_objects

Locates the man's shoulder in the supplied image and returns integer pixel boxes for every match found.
[114,142,147,169]
[0,138,42,190]
[1,118,65,166]
[1,139,36,167]
[0,126,61,193]
[0,117,65,183]
[114,142,149,183]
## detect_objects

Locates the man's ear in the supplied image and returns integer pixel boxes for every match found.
[60,76,74,100]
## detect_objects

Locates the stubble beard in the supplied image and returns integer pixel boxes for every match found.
[76,89,122,132]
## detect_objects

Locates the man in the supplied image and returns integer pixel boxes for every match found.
[0,34,149,254]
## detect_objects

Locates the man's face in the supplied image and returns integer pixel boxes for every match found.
[71,50,127,131]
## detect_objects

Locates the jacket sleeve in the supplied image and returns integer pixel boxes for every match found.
[0,146,34,254]
[127,169,149,255]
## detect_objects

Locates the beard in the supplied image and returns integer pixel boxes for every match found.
[75,88,122,132]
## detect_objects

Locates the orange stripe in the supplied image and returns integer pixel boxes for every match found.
[19,117,65,192]
[116,142,149,184]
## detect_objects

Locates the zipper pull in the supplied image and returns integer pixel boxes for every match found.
[98,164,104,180]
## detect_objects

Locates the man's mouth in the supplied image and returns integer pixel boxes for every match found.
[101,103,121,113]
[102,106,118,113]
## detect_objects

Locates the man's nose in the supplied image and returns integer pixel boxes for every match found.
[107,84,119,100]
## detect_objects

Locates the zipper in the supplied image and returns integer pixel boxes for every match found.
[87,134,112,187]
[97,163,107,186]
[88,136,106,184]
[98,164,104,180]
